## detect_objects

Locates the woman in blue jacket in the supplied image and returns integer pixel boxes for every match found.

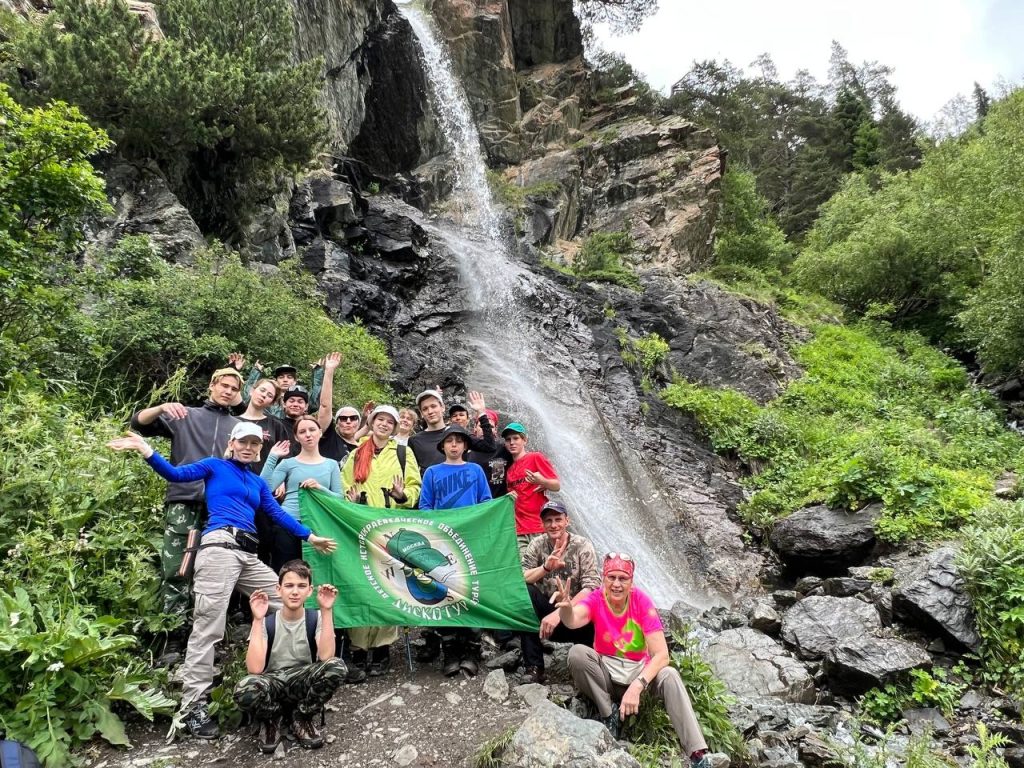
[109,422,337,740]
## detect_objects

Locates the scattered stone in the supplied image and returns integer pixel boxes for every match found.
[400,682,423,695]
[823,637,932,695]
[798,733,834,767]
[773,591,801,609]
[273,741,287,760]
[904,708,950,735]
[708,753,731,768]
[959,690,985,709]
[781,596,881,659]
[747,600,782,635]
[515,683,550,707]
[483,669,509,702]
[667,599,703,633]
[445,692,463,705]
[770,504,882,574]
[795,577,823,594]
[705,628,815,703]
[506,699,640,767]
[485,648,522,670]
[394,744,418,766]
[326,734,336,744]
[389,696,405,707]
[892,547,981,651]
[823,577,873,597]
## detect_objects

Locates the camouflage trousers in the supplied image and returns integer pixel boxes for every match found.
[234,658,347,720]
[161,501,205,619]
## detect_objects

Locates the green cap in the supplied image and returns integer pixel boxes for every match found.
[386,529,449,573]
[501,422,528,437]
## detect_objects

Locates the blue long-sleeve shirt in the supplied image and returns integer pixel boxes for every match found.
[145,452,312,539]
[419,462,492,510]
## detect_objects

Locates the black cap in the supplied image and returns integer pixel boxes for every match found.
[448,403,469,417]
[540,500,568,518]
[273,364,298,378]
[436,424,473,453]
[283,386,309,403]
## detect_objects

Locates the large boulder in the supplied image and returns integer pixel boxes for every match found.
[506,699,640,767]
[823,637,932,695]
[781,596,882,659]
[769,504,882,574]
[705,628,815,704]
[892,547,981,652]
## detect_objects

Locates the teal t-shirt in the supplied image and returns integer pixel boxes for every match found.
[260,454,341,519]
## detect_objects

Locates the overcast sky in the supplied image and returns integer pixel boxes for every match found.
[594,0,1024,122]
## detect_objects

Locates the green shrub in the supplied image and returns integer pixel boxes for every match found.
[75,236,392,407]
[0,385,174,766]
[859,668,966,725]
[714,168,793,271]
[959,501,1024,695]
[7,0,327,234]
[662,322,1023,539]
[573,231,640,289]
[617,329,671,389]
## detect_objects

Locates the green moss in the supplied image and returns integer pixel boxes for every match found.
[573,231,640,290]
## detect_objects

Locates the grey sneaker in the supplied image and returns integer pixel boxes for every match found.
[182,702,219,740]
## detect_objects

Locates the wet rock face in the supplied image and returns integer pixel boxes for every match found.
[507,0,582,68]
[892,547,981,652]
[705,627,815,704]
[781,596,882,659]
[823,637,932,696]
[769,504,882,575]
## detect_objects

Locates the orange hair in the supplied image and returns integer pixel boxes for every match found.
[352,438,376,484]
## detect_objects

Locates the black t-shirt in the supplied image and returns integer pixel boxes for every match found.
[319,420,358,464]
[470,445,511,498]
[409,428,447,473]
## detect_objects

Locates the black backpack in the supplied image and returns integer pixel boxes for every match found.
[264,609,318,669]
[0,742,40,768]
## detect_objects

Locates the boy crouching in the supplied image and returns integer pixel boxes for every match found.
[234,560,345,753]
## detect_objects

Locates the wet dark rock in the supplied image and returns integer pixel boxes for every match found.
[892,547,981,652]
[823,577,873,597]
[507,0,582,67]
[781,596,881,660]
[904,708,950,735]
[770,504,882,575]
[747,600,782,635]
[795,577,823,594]
[704,628,815,704]
[823,637,932,695]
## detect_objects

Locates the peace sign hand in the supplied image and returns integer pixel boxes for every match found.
[551,575,573,609]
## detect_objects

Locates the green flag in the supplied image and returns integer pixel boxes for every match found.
[299,492,539,632]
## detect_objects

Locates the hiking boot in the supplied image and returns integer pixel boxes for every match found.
[415,632,441,663]
[521,666,546,685]
[459,657,479,676]
[478,631,500,659]
[345,649,368,684]
[690,751,712,768]
[291,717,324,749]
[182,702,219,740]
[367,647,391,677]
[257,718,281,754]
[443,657,462,677]
[601,709,621,740]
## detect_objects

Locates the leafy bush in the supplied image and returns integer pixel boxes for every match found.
[859,668,967,725]
[0,87,111,381]
[714,168,793,272]
[7,0,327,233]
[0,385,174,766]
[73,236,392,407]
[624,629,748,763]
[573,231,641,289]
[662,322,1024,538]
[959,501,1024,695]
[617,329,670,390]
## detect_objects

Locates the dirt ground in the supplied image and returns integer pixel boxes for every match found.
[83,644,551,768]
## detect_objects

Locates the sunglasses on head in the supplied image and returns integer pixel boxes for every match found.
[604,552,634,562]
[337,414,359,421]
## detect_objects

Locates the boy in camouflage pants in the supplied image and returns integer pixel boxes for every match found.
[234,560,346,753]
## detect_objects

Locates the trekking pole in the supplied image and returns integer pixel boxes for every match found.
[403,626,414,672]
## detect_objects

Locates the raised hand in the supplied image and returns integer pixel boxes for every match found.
[467,390,486,413]
[107,432,154,458]
[269,440,291,459]
[160,402,188,420]
[228,352,245,370]
[551,575,573,609]
[316,583,338,610]
[391,474,405,500]
[324,352,342,372]
[249,589,270,620]
[308,534,337,554]
[362,400,376,419]
[346,487,361,503]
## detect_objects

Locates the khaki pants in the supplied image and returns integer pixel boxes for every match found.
[181,529,281,709]
[348,625,398,650]
[568,644,708,756]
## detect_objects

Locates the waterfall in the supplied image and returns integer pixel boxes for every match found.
[397,3,712,608]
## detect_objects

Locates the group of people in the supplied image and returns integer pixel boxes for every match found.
[109,356,711,766]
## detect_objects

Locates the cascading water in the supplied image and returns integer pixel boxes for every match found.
[397,2,713,608]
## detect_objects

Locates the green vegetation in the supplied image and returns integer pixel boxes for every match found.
[4,0,326,234]
[859,668,967,725]
[617,328,670,390]
[471,724,517,768]
[662,323,1023,540]
[713,167,793,272]
[486,169,562,209]
[959,501,1024,693]
[0,82,391,766]
[625,629,748,764]
[827,721,1007,768]
[573,231,640,289]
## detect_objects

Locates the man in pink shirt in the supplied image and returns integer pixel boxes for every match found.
[554,554,711,768]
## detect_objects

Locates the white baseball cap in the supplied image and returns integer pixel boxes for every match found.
[229,422,264,441]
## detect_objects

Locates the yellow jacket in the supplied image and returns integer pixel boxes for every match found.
[341,437,421,509]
